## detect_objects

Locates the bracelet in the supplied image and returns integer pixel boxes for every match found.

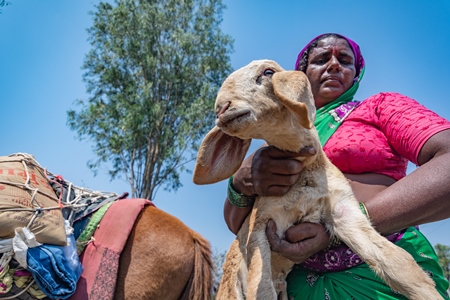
[359,202,370,219]
[326,234,342,251]
[227,176,256,208]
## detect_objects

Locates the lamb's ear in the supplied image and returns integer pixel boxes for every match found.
[272,71,315,129]
[193,126,251,185]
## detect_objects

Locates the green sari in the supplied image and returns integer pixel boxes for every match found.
[287,227,450,299]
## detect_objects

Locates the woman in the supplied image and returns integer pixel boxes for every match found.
[224,33,450,299]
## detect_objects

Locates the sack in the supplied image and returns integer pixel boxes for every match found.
[0,154,66,245]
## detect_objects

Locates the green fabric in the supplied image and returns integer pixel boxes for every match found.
[76,201,114,255]
[315,67,365,147]
[286,227,450,299]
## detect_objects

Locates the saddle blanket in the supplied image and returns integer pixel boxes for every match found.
[69,198,153,300]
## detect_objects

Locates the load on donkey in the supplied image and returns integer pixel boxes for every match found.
[0,153,213,300]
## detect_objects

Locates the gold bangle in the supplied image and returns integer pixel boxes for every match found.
[326,235,342,251]
[359,202,370,219]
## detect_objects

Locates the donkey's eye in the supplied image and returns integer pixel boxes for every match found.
[263,69,275,77]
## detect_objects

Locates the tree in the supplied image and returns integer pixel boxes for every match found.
[435,244,450,283]
[211,248,226,298]
[0,0,10,13]
[67,0,233,200]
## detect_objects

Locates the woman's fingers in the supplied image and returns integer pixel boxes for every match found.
[263,145,317,159]
[235,145,317,197]
[251,146,315,196]
[284,223,326,243]
[266,220,330,263]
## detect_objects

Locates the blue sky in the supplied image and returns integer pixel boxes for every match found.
[1,1,449,253]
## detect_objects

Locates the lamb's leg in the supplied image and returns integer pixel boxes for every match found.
[217,213,257,300]
[245,223,278,300]
[271,251,295,300]
[331,199,443,300]
[216,239,247,300]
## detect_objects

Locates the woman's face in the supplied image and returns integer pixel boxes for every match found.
[305,36,356,108]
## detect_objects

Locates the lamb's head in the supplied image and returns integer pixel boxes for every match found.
[193,59,317,185]
[215,60,316,146]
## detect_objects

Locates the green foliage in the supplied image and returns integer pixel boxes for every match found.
[0,0,10,13]
[211,248,227,298]
[67,0,233,200]
[435,244,450,283]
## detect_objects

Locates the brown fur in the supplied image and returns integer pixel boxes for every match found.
[114,205,213,300]
[193,60,443,300]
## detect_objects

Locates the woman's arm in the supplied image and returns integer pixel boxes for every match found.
[266,130,450,263]
[265,173,397,263]
[366,129,450,234]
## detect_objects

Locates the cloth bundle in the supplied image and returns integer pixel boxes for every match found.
[26,233,83,299]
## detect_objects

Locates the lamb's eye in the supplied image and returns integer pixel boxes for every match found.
[263,69,275,77]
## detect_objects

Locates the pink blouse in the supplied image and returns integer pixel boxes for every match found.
[300,92,450,273]
[324,92,450,180]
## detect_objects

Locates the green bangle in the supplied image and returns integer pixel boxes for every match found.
[227,176,256,208]
[359,202,370,219]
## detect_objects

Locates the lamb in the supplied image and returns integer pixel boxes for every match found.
[193,59,443,300]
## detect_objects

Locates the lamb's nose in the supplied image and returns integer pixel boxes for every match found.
[217,102,230,117]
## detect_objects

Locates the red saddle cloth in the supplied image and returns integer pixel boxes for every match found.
[69,198,153,300]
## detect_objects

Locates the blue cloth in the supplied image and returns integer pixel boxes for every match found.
[26,235,83,299]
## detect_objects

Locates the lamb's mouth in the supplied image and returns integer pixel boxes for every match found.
[216,109,251,128]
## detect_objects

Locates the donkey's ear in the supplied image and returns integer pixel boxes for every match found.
[193,126,251,185]
[272,71,315,129]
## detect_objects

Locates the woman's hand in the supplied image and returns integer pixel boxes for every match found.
[225,145,316,234]
[232,145,317,197]
[266,220,329,263]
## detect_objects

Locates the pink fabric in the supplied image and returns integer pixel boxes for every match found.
[324,92,450,180]
[300,93,450,272]
[70,198,153,300]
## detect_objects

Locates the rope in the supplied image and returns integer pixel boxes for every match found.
[0,278,36,299]
[0,181,58,201]
[0,153,120,299]
[0,250,13,270]
[0,153,59,228]
[0,153,117,225]
[20,160,39,209]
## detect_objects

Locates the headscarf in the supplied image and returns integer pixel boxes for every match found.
[294,34,365,146]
